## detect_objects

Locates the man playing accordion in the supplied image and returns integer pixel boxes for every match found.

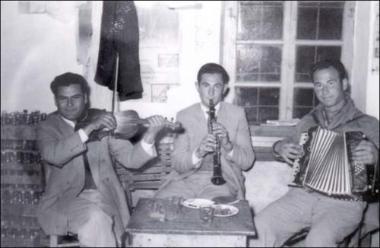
[251,60,379,247]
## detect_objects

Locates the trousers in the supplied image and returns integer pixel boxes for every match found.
[64,189,117,247]
[250,187,366,247]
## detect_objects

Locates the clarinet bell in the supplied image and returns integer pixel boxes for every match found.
[211,176,226,185]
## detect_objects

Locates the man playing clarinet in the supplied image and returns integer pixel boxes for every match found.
[155,63,255,202]
[251,60,379,247]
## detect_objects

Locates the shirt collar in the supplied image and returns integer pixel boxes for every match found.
[312,95,362,129]
[60,115,75,128]
[200,102,221,118]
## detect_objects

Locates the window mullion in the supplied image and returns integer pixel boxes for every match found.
[222,1,238,104]
[281,1,297,120]
[235,82,282,87]
[341,1,355,79]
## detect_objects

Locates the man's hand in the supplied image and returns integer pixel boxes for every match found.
[82,112,116,136]
[195,134,218,158]
[211,122,233,153]
[274,140,303,165]
[352,140,378,165]
[143,115,167,144]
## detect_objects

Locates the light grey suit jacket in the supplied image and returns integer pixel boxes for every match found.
[157,102,255,199]
[36,111,155,237]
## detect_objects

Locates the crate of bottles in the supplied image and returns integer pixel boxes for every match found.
[1,110,47,247]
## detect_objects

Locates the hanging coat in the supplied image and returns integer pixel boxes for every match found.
[95,1,143,101]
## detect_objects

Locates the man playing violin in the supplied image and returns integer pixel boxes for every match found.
[36,72,168,247]
[155,63,255,202]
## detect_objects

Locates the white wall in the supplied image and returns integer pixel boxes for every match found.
[1,2,82,113]
[0,1,114,113]
[119,1,222,119]
[351,1,379,119]
[365,1,379,119]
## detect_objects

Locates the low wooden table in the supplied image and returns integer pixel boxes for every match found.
[125,198,256,247]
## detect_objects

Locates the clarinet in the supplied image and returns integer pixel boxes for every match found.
[208,99,226,185]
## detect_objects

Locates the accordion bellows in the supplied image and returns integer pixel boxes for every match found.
[291,126,368,197]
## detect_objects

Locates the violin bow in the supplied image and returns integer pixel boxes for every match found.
[112,53,119,114]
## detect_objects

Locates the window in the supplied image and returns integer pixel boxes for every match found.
[222,1,354,125]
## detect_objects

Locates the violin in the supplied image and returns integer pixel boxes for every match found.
[75,108,183,142]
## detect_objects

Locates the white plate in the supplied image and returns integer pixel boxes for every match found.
[182,198,215,209]
[213,204,239,217]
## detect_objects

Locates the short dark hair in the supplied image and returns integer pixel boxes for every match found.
[197,63,230,84]
[310,59,348,82]
[50,72,89,96]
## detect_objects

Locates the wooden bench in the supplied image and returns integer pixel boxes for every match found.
[115,135,175,208]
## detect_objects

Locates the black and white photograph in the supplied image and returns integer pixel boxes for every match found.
[1,1,379,247]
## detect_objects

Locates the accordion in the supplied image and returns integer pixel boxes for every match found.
[290,126,379,202]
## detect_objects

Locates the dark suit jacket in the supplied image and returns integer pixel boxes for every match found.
[157,102,255,199]
[36,111,155,238]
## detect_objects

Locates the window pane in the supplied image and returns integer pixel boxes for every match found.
[319,7,343,39]
[297,7,318,39]
[235,87,258,106]
[243,107,279,125]
[259,107,279,123]
[293,88,320,119]
[238,1,283,40]
[244,107,258,124]
[295,46,341,82]
[259,88,280,105]
[293,107,314,119]
[236,87,279,124]
[293,88,314,106]
[236,44,282,82]
[299,1,345,8]
[297,1,344,40]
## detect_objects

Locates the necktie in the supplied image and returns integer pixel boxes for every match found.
[74,121,97,191]
[82,151,97,190]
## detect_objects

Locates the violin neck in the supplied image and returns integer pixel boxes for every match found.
[139,118,179,130]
